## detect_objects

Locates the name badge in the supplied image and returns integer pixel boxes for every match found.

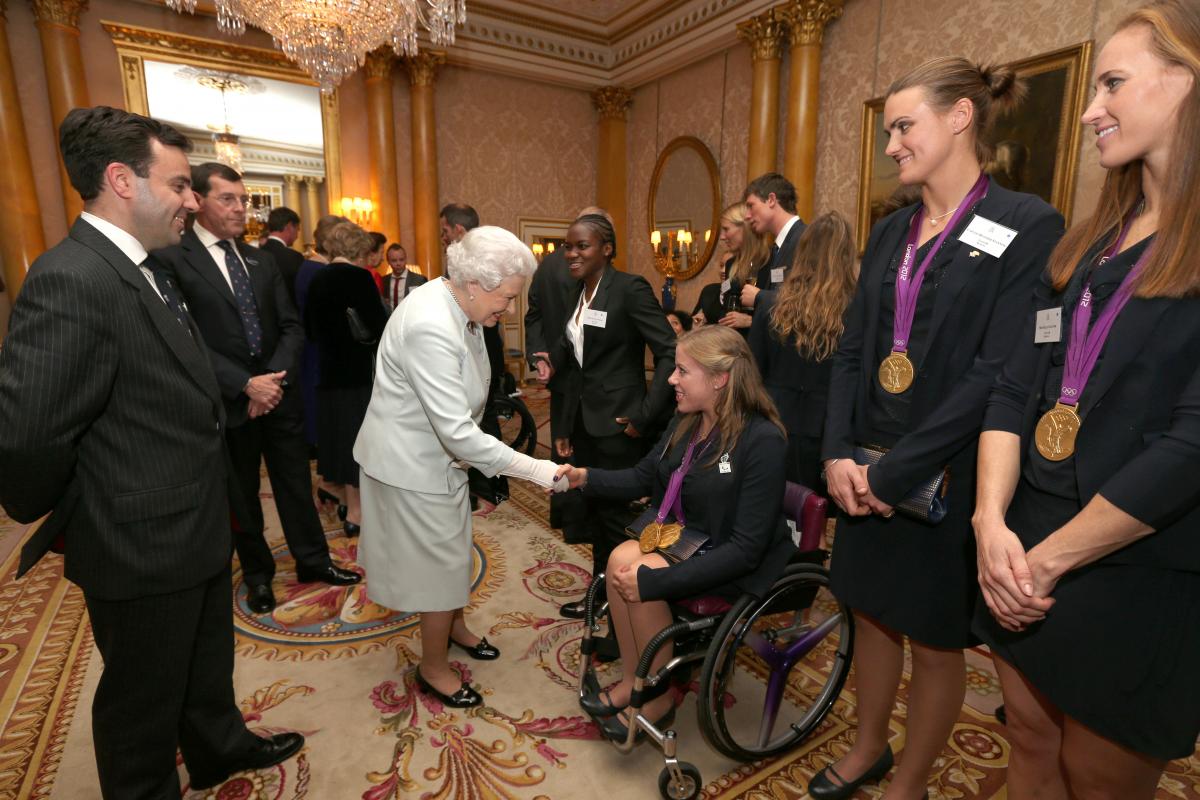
[770,268,785,285]
[1034,307,1062,343]
[718,453,732,474]
[582,309,607,328]
[720,279,731,293]
[958,215,1018,258]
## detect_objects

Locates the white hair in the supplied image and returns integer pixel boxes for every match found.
[446,225,536,291]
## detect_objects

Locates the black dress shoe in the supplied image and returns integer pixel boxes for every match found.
[246,583,276,614]
[295,563,361,586]
[449,636,500,660]
[190,732,305,790]
[343,521,360,537]
[414,668,482,708]
[597,705,676,742]
[580,688,627,717]
[560,600,588,619]
[808,746,894,800]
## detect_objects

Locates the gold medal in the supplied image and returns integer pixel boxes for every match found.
[1035,402,1081,461]
[878,351,915,394]
[657,522,683,549]
[639,521,662,553]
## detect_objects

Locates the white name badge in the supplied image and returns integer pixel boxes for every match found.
[958,215,1018,258]
[582,308,607,328]
[1034,307,1062,343]
[720,279,731,293]
[770,268,785,284]
[718,453,732,473]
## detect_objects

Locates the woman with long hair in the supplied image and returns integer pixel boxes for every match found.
[815,58,1064,799]
[973,2,1200,795]
[692,203,772,328]
[749,212,857,490]
[562,326,795,736]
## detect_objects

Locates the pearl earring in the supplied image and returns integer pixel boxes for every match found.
[469,294,476,300]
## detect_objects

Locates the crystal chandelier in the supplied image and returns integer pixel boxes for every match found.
[164,0,467,92]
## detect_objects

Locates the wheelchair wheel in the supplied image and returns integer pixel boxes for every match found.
[657,762,701,800]
[492,395,537,455]
[696,563,853,761]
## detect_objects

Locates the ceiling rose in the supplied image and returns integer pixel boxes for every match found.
[164,0,466,92]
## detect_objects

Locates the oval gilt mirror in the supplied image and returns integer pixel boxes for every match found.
[647,136,720,280]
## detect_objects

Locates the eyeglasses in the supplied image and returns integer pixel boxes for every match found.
[212,193,251,208]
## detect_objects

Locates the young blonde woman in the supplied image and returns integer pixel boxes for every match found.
[692,203,771,329]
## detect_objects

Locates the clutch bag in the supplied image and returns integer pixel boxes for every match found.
[624,506,709,563]
[853,444,949,524]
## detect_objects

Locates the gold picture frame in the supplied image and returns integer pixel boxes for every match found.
[103,21,342,213]
[856,41,1093,253]
[647,136,721,280]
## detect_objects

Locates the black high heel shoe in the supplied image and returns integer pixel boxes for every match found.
[343,521,360,537]
[808,746,894,800]
[317,487,341,506]
[449,636,500,660]
[580,679,668,718]
[337,505,348,521]
[414,668,482,708]
[597,704,676,743]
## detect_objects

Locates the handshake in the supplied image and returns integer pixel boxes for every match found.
[548,463,587,493]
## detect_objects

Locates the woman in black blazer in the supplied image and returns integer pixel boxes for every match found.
[549,214,677,617]
[749,211,857,490]
[973,6,1200,795]
[304,222,388,535]
[692,202,771,329]
[814,59,1064,800]
[561,325,792,736]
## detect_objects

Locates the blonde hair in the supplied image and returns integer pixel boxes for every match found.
[1048,0,1200,298]
[720,202,772,285]
[323,221,376,263]
[665,326,784,468]
[770,212,858,361]
[313,214,350,257]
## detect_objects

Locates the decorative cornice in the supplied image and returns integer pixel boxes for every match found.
[779,0,843,47]
[736,7,786,62]
[30,0,89,28]
[403,51,446,87]
[364,47,396,80]
[591,85,632,120]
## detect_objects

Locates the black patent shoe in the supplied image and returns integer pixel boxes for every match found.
[343,521,361,537]
[190,732,305,789]
[597,705,676,743]
[246,583,276,614]
[449,636,500,660]
[560,600,587,619]
[414,668,482,708]
[295,563,362,586]
[808,746,894,800]
[580,688,627,718]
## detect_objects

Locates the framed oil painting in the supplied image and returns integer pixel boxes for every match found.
[855,41,1093,252]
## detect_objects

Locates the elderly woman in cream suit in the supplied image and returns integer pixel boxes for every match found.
[355,226,565,708]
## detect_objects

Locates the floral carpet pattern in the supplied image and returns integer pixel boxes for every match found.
[0,386,1196,799]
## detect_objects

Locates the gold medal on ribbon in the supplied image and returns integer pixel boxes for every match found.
[1035,402,1082,461]
[639,521,662,553]
[657,522,683,549]
[878,351,915,394]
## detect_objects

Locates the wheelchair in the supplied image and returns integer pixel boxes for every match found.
[576,482,854,799]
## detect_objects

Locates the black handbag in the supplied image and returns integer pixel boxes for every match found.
[345,307,378,345]
[853,444,949,524]
[624,506,710,563]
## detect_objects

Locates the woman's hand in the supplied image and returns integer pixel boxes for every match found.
[546,465,587,493]
[740,283,761,308]
[615,417,641,438]
[859,466,895,517]
[824,459,871,516]
[718,311,752,329]
[973,515,1055,632]
[1025,541,1065,600]
[554,437,573,458]
[611,563,642,603]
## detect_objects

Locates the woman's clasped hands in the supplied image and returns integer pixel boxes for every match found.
[973,515,1057,633]
[824,459,894,518]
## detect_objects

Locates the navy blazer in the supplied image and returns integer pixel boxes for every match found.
[986,262,1200,571]
[749,289,833,439]
[151,228,305,427]
[823,178,1064,506]
[755,217,806,289]
[584,415,793,601]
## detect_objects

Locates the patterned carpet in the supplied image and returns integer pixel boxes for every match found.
[0,385,1197,799]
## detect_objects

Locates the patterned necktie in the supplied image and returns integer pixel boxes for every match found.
[216,239,263,358]
[145,262,191,333]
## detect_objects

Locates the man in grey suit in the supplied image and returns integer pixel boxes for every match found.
[0,107,303,798]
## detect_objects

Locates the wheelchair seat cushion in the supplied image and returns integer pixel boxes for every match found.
[676,596,733,617]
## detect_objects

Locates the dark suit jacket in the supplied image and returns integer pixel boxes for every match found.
[986,268,1200,572]
[524,250,573,364]
[261,236,304,305]
[305,262,388,388]
[547,264,677,439]
[748,290,832,438]
[383,268,427,309]
[755,216,806,289]
[0,219,233,599]
[151,228,305,428]
[585,415,793,600]
[823,179,1064,507]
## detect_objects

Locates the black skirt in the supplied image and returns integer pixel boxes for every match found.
[316,385,372,486]
[974,479,1200,761]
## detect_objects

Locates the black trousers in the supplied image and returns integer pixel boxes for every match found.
[572,416,645,577]
[226,406,330,586]
[86,566,260,799]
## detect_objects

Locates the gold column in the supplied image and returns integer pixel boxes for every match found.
[403,51,445,278]
[302,176,322,251]
[0,0,46,301]
[365,48,400,246]
[591,86,632,270]
[737,8,785,182]
[30,0,89,223]
[779,0,842,220]
[283,174,304,250]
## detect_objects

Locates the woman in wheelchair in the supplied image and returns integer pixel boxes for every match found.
[561,325,794,738]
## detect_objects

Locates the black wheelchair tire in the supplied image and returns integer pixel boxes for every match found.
[657,762,702,800]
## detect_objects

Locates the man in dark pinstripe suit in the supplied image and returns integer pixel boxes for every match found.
[0,107,303,798]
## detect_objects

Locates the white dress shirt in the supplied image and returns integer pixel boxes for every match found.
[566,273,602,367]
[193,221,246,291]
[775,215,801,248]
[79,211,162,301]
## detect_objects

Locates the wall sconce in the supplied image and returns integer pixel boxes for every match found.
[340,196,376,225]
[531,242,544,262]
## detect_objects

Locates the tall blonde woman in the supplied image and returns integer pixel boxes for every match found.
[692,203,772,328]
[355,226,567,707]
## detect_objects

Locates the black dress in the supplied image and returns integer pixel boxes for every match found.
[974,237,1200,761]
[305,262,388,486]
[822,179,1064,648]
